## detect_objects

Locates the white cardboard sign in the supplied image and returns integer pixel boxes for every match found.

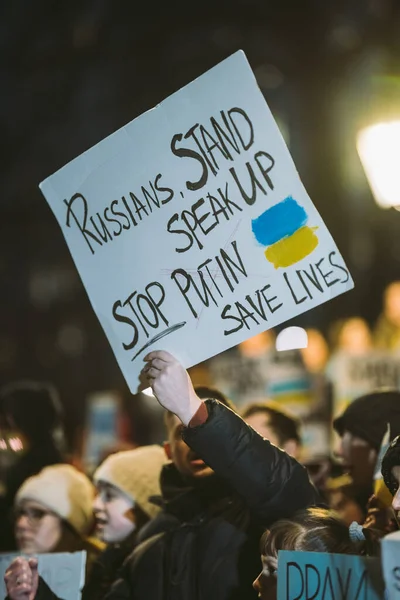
[278,550,384,600]
[0,551,86,600]
[40,50,353,392]
[381,531,400,600]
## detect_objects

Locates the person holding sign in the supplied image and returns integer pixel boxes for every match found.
[106,351,318,600]
[5,446,167,600]
[4,464,102,599]
[0,381,66,553]
[12,464,97,556]
[252,506,366,600]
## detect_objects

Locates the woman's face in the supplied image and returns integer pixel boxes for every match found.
[253,554,278,600]
[93,482,136,543]
[15,500,62,554]
[391,465,400,520]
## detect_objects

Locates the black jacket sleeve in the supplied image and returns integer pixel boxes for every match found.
[34,577,63,600]
[182,399,319,523]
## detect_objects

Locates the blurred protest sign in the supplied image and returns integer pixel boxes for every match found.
[40,50,353,393]
[382,531,400,600]
[278,550,384,600]
[210,344,331,459]
[82,391,122,472]
[0,551,86,600]
[328,350,400,418]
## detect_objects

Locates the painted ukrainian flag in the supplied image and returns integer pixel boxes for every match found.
[251,196,319,269]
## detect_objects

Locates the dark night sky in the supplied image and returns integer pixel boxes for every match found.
[1,0,400,441]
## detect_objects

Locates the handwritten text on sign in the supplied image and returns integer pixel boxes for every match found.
[40,51,354,392]
[278,550,384,600]
[381,531,400,600]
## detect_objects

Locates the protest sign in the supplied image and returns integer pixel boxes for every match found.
[40,50,354,392]
[382,531,400,600]
[83,391,122,472]
[0,551,86,600]
[328,350,400,418]
[278,550,384,600]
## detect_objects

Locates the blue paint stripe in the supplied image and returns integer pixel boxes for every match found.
[251,196,308,246]
[267,379,312,394]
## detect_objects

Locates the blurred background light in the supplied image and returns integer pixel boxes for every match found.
[56,324,86,358]
[357,120,400,209]
[276,327,308,352]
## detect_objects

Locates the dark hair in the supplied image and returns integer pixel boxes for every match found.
[333,390,400,451]
[260,507,361,557]
[194,386,235,410]
[242,401,301,446]
[52,519,86,553]
[164,386,236,430]
[0,381,64,442]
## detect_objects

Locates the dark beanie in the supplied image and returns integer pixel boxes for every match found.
[0,381,64,441]
[333,390,400,451]
[382,435,400,496]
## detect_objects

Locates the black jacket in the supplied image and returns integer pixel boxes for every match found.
[106,400,319,600]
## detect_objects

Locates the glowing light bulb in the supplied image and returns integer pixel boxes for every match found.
[357,120,400,209]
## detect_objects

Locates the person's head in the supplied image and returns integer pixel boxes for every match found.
[242,401,301,459]
[14,464,94,554]
[382,435,400,521]
[93,445,166,543]
[325,477,365,526]
[238,331,275,357]
[0,381,64,448]
[333,390,400,489]
[164,386,235,479]
[253,507,360,600]
[331,317,372,354]
[329,317,373,355]
[384,282,400,327]
[300,328,329,373]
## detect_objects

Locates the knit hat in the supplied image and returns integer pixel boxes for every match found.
[16,464,95,535]
[382,435,400,496]
[93,445,166,519]
[333,390,400,451]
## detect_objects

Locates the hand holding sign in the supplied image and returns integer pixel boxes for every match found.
[143,351,202,426]
[4,557,38,600]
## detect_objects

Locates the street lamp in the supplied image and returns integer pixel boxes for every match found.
[357,120,400,209]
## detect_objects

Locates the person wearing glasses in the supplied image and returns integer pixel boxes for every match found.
[5,446,167,600]
[0,381,67,552]
[4,464,102,599]
[13,464,96,555]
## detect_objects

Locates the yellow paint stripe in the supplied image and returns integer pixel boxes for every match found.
[264,226,319,268]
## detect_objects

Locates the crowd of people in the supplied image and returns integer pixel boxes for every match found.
[0,333,400,599]
[0,283,399,598]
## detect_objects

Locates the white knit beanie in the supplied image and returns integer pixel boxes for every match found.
[93,445,166,519]
[16,464,95,536]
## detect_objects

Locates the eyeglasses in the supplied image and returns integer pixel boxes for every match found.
[14,506,53,526]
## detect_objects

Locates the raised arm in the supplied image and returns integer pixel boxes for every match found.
[142,351,318,523]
